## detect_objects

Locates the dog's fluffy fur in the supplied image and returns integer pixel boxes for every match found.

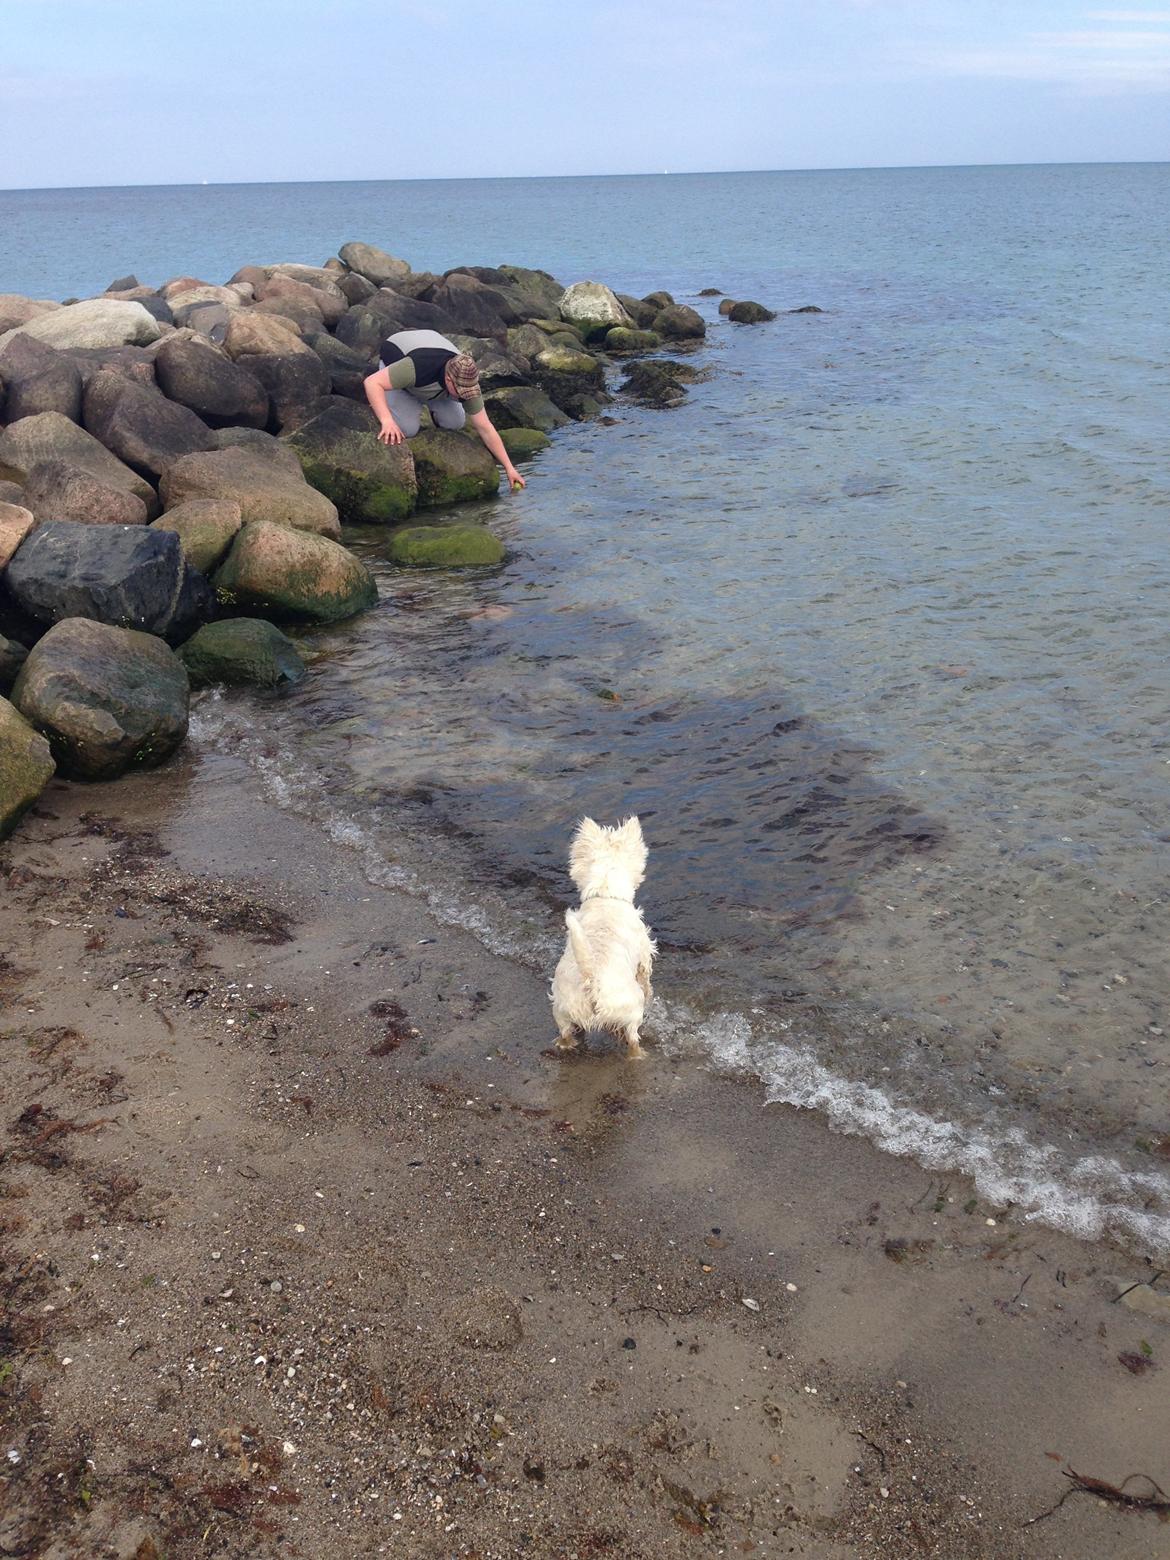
[550,816,656,1058]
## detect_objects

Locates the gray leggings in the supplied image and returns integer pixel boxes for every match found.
[387,388,466,436]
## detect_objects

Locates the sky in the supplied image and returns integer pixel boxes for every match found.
[1,0,1167,188]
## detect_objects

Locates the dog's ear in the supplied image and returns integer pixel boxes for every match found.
[617,816,645,847]
[573,816,603,847]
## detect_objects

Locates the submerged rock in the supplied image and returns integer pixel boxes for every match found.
[619,360,690,407]
[12,617,189,780]
[5,520,213,642]
[161,447,341,538]
[213,519,378,623]
[178,617,306,690]
[384,524,504,568]
[653,303,705,340]
[499,427,550,460]
[0,411,158,517]
[729,300,776,324]
[0,694,54,838]
[150,498,243,572]
[410,428,499,508]
[283,400,417,524]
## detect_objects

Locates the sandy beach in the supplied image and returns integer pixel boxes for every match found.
[2,749,1168,1559]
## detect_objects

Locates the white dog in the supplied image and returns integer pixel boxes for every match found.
[550,816,656,1058]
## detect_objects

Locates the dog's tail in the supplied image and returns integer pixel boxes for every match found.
[565,910,593,985]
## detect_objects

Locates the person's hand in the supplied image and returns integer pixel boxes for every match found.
[378,416,403,446]
[506,469,526,491]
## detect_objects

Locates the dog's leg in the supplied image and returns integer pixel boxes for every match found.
[555,1029,579,1051]
[637,962,652,1002]
[623,1023,646,1060]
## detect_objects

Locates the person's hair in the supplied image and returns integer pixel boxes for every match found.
[445,353,480,400]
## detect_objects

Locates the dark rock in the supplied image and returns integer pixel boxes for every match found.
[367,289,456,334]
[498,266,566,318]
[171,300,232,339]
[105,275,141,293]
[499,427,550,460]
[6,521,213,641]
[0,480,24,505]
[67,344,157,389]
[619,360,689,407]
[422,275,513,337]
[305,332,370,399]
[242,351,330,431]
[0,336,82,423]
[134,294,175,326]
[21,460,149,528]
[177,617,305,690]
[642,290,675,311]
[531,345,607,419]
[161,446,339,536]
[728,300,776,324]
[213,520,378,623]
[334,308,395,357]
[482,386,570,433]
[0,694,54,836]
[697,287,724,297]
[788,304,825,313]
[283,400,416,524]
[153,336,269,428]
[0,635,29,695]
[338,241,411,288]
[338,270,377,307]
[615,294,660,329]
[0,411,158,517]
[653,304,706,340]
[410,429,499,508]
[12,617,188,780]
[718,298,736,315]
[82,369,213,481]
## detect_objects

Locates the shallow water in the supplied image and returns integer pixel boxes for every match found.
[6,163,1170,1248]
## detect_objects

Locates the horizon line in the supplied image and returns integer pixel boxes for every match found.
[2,157,1167,195]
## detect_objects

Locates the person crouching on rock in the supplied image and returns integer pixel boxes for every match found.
[363,328,526,490]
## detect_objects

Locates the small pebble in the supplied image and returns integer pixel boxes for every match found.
[742,1297,761,1312]
[786,1282,798,1292]
[270,1281,283,1294]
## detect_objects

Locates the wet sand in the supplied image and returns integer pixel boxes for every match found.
[3,752,1170,1559]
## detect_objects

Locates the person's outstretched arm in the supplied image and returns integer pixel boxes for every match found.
[467,409,526,489]
[364,367,406,445]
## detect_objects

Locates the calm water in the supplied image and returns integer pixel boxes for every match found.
[5,165,1169,1249]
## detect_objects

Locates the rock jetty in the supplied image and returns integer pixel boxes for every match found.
[0,243,729,834]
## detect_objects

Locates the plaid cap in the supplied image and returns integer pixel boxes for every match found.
[445,352,481,400]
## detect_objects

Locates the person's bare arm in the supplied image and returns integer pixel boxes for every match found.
[363,367,404,445]
[467,408,526,488]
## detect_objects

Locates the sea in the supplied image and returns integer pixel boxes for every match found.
[3,164,1169,1251]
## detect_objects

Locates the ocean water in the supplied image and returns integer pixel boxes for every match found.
[5,165,1170,1250]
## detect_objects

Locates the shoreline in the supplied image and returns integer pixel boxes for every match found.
[3,755,1170,1557]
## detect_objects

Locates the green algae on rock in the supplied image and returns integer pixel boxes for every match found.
[499,427,550,460]
[213,519,378,622]
[0,694,54,839]
[384,524,505,568]
[178,617,306,690]
[284,400,417,524]
[410,428,499,509]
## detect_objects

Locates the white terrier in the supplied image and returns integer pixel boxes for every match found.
[550,816,656,1058]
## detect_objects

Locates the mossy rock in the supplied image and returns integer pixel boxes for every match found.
[500,427,550,459]
[385,525,504,568]
[605,327,662,354]
[284,401,417,524]
[177,617,306,690]
[729,299,776,324]
[213,520,378,623]
[0,694,54,840]
[410,428,499,509]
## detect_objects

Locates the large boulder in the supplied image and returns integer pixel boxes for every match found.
[366,288,455,334]
[82,370,213,480]
[0,336,82,423]
[150,498,243,572]
[0,635,29,695]
[384,524,504,568]
[271,262,350,296]
[11,618,188,781]
[243,350,330,429]
[160,447,340,537]
[0,502,34,567]
[0,295,59,335]
[68,343,157,390]
[305,332,370,398]
[498,266,566,318]
[615,293,659,329]
[283,400,416,524]
[728,299,776,323]
[643,290,675,311]
[177,617,306,690]
[153,335,269,428]
[0,412,158,517]
[222,310,304,359]
[213,520,378,623]
[206,426,304,471]
[0,298,164,353]
[507,322,554,361]
[338,270,377,307]
[558,282,633,342]
[410,429,499,508]
[0,695,54,838]
[604,326,661,354]
[652,304,705,340]
[19,460,149,528]
[339,241,411,288]
[253,292,328,335]
[422,277,509,340]
[255,275,346,329]
[531,345,606,417]
[482,386,570,433]
[5,521,213,641]
[333,307,395,357]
